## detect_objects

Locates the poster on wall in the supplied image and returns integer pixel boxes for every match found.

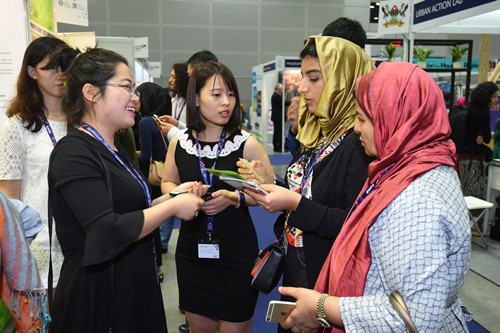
[378,0,411,34]
[28,0,57,38]
[0,0,30,128]
[54,0,89,27]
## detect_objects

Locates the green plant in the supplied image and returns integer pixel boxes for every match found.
[449,45,469,62]
[381,42,400,62]
[413,45,435,62]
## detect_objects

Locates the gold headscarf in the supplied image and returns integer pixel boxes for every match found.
[296,36,375,151]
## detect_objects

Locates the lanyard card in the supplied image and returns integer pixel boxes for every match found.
[198,238,220,259]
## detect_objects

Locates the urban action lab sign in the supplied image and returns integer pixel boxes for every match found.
[414,0,497,24]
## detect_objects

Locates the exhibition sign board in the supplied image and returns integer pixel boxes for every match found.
[54,0,89,27]
[378,0,411,34]
[413,0,500,31]
[134,37,149,59]
[414,0,497,24]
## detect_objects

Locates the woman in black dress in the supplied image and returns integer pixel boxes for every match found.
[48,48,205,333]
[161,61,273,333]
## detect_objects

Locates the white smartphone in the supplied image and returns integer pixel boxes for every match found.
[265,300,296,323]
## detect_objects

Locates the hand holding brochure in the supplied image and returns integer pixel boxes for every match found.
[238,158,262,181]
[206,168,269,195]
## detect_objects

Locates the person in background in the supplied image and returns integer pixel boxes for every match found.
[136,82,173,281]
[286,17,368,157]
[1,190,50,333]
[239,36,373,333]
[158,62,189,142]
[0,37,78,289]
[162,61,273,333]
[271,83,284,152]
[186,49,218,76]
[48,47,205,333]
[279,62,471,333]
[159,51,218,142]
[458,82,498,202]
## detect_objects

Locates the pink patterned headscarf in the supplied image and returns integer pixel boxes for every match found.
[314,62,456,332]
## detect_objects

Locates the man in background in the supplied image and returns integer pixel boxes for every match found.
[271,83,284,152]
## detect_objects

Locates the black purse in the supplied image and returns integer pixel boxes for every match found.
[250,237,285,294]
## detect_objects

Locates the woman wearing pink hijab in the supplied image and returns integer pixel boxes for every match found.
[278,62,472,332]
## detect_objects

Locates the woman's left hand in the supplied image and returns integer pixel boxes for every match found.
[279,287,322,333]
[201,189,236,216]
[244,184,301,213]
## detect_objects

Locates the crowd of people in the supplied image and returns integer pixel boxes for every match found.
[2,15,499,333]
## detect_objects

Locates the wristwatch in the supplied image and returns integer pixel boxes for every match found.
[316,293,332,328]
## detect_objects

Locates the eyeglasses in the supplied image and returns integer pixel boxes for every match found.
[105,83,140,98]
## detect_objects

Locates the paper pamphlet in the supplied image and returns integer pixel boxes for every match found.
[206,168,269,194]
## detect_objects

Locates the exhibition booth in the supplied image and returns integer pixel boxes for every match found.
[0,1,158,129]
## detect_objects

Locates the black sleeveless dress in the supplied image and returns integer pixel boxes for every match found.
[175,129,259,322]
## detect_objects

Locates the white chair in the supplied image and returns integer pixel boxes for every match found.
[464,196,493,249]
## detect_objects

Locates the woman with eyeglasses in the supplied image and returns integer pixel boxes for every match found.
[0,37,78,290]
[47,47,206,333]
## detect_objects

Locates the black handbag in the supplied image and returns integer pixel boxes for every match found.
[250,237,285,294]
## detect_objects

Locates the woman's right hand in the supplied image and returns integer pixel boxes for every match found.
[236,160,271,184]
[170,194,205,220]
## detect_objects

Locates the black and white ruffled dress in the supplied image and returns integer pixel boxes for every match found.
[174,128,259,322]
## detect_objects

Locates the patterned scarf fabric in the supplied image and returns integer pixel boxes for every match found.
[295,36,374,152]
[0,191,50,332]
[314,63,456,332]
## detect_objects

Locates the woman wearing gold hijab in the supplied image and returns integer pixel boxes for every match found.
[240,36,374,306]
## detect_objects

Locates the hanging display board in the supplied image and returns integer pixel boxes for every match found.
[28,0,57,38]
[414,0,496,25]
[54,0,89,27]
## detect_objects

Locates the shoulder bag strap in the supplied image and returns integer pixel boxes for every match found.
[389,292,419,333]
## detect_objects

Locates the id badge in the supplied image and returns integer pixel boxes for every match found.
[198,238,220,259]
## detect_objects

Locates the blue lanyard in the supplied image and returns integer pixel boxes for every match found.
[40,115,58,147]
[80,122,152,208]
[195,130,227,237]
[346,167,391,220]
[297,138,328,195]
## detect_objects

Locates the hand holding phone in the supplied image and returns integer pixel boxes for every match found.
[266,300,296,323]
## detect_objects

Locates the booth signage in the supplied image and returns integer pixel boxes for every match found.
[285,59,302,68]
[264,63,276,72]
[414,0,497,24]
[378,0,411,34]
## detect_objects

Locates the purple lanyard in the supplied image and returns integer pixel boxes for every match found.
[80,122,152,208]
[40,115,58,147]
[195,130,227,237]
[174,99,185,121]
[346,167,391,220]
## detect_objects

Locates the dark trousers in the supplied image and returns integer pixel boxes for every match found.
[273,121,282,152]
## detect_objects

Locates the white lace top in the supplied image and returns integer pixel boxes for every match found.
[0,116,67,288]
[177,128,251,158]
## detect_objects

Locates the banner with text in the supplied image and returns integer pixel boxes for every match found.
[414,0,497,24]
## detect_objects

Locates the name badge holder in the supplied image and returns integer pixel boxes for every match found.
[195,130,226,259]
